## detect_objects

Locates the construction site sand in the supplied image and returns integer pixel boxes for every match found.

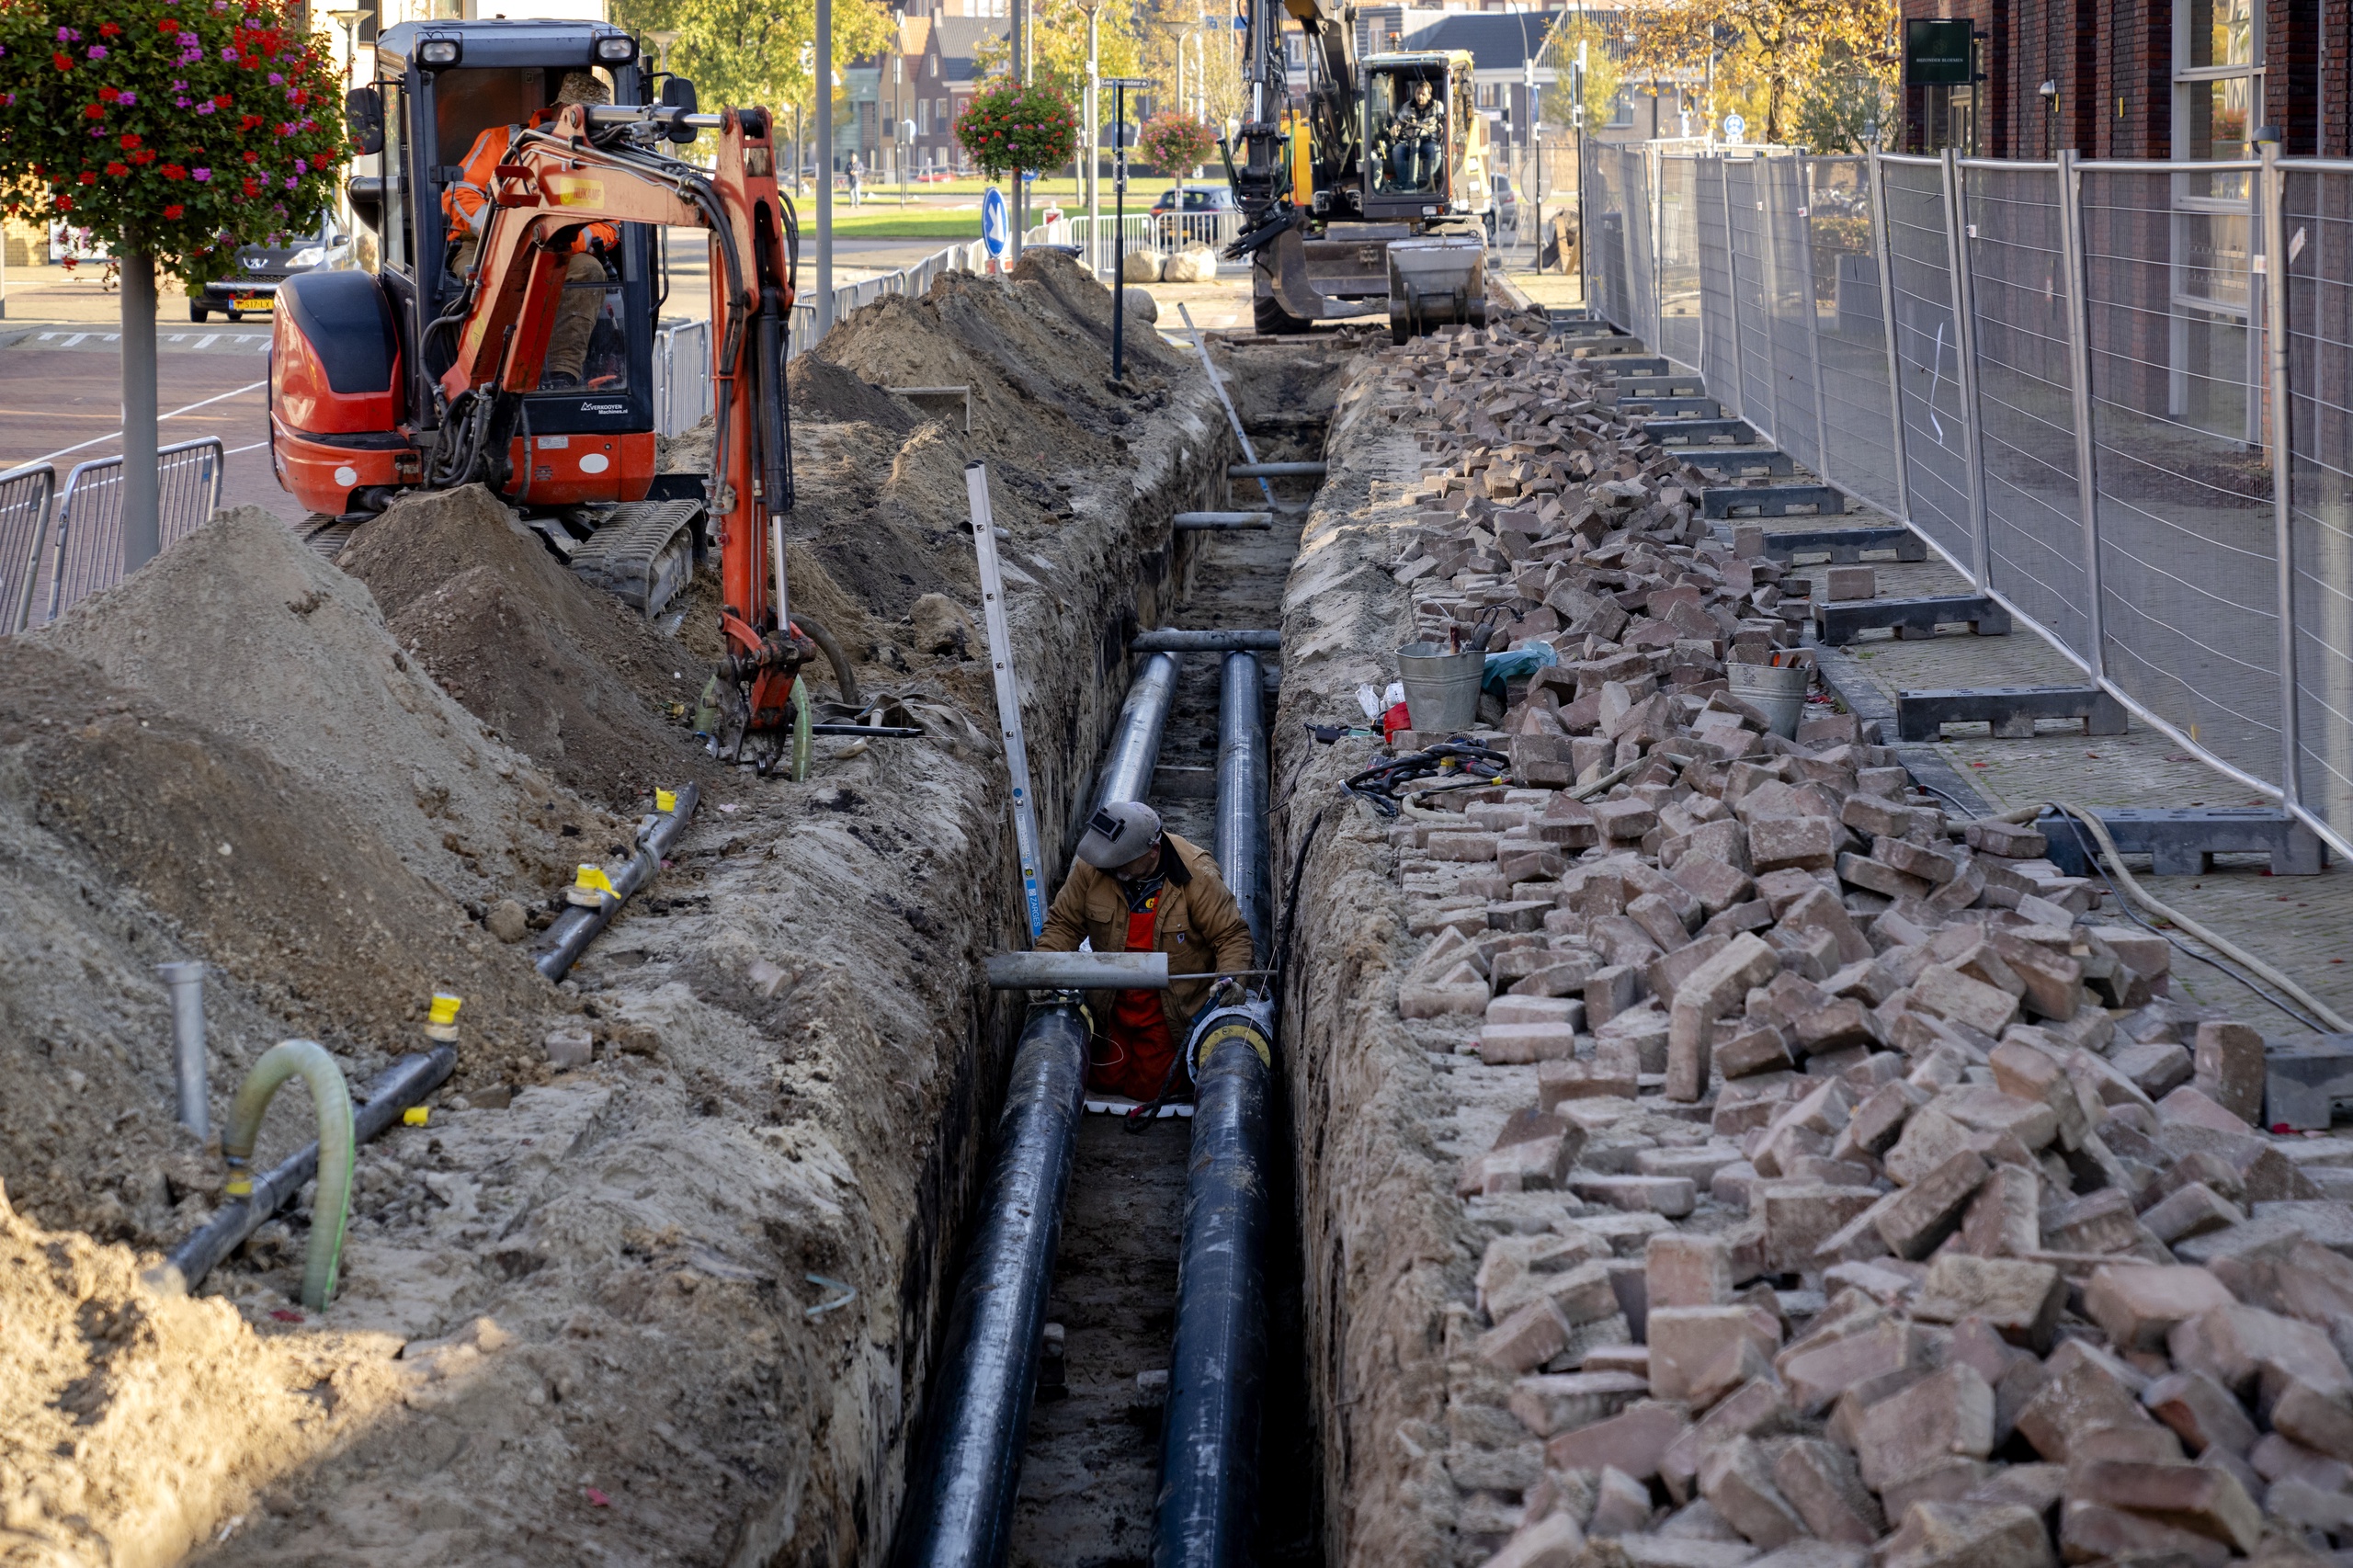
[0,256,1244,1565]
[337,483,705,812]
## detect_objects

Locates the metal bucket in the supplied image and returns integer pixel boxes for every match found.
[1396,642,1485,734]
[1726,658,1810,739]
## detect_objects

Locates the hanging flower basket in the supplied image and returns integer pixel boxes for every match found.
[1137,112,1216,176]
[954,79,1078,181]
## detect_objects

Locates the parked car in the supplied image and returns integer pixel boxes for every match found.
[1485,173,1522,244]
[1150,183,1236,245]
[192,224,350,322]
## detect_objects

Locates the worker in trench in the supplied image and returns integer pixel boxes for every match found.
[441,70,618,390]
[1038,801,1256,1104]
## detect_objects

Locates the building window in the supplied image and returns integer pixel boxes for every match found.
[919,98,930,133]
[2167,0,2259,437]
[2174,0,2258,196]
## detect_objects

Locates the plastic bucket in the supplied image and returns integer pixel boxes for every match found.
[1727,659,1810,739]
[1396,642,1485,734]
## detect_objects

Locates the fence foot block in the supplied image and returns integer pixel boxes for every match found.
[1727,524,1926,564]
[1814,594,2008,644]
[1645,417,1760,448]
[1590,357,1673,380]
[1895,685,2127,741]
[1623,397,1724,420]
[2036,806,2326,878]
[1679,449,1795,478]
[1572,340,1655,360]
[1611,375,1709,399]
[1703,483,1847,520]
[2265,1035,2353,1131]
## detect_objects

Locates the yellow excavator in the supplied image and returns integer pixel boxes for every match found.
[1226,0,1491,341]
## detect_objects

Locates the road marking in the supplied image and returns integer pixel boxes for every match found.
[225,439,268,455]
[61,333,90,347]
[25,378,269,468]
[197,334,221,349]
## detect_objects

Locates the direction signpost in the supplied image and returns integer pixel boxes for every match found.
[1107,75,1150,385]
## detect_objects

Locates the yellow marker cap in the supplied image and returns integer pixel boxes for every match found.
[404,1107,430,1127]
[574,865,616,895]
[428,994,464,1027]
[225,1176,253,1197]
[655,788,678,812]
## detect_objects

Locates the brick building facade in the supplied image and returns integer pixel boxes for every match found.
[1900,0,2353,158]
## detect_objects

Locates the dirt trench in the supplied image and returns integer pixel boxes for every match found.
[999,338,1347,1568]
[0,255,1273,1568]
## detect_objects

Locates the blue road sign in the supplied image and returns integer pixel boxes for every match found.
[981,187,1009,257]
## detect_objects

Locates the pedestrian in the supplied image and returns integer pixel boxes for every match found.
[1036,801,1255,1104]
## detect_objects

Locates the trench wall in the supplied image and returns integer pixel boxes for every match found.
[1273,355,1480,1567]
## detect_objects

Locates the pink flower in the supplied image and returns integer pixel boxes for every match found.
[87,44,108,58]
[193,166,211,180]
[197,101,214,113]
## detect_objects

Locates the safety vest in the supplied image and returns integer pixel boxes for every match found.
[442,113,619,251]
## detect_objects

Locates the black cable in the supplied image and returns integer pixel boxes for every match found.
[2048,810,2328,1034]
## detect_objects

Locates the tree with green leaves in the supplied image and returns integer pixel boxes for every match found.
[1619,0,1896,149]
[0,0,346,564]
[611,0,894,170]
[1537,14,1624,142]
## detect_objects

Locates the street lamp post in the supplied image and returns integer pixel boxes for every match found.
[817,0,834,335]
[1107,75,1150,384]
[1085,1,1104,274]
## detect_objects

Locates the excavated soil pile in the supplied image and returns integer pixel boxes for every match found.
[0,1186,412,1568]
[0,257,1244,1568]
[336,483,704,811]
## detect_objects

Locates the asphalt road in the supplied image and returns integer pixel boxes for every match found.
[0,330,295,524]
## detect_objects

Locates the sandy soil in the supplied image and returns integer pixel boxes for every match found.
[0,254,1245,1568]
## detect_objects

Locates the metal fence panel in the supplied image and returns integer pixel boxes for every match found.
[1807,156,1904,517]
[1961,161,2096,657]
[1585,142,1641,340]
[1692,156,1742,419]
[653,319,712,438]
[1759,154,1824,477]
[2283,165,2353,845]
[1723,158,1781,444]
[2080,165,2280,785]
[1881,155,1977,570]
[0,462,55,635]
[1655,154,1704,371]
[33,437,223,626]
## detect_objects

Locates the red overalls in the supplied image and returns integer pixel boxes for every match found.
[1089,894,1178,1099]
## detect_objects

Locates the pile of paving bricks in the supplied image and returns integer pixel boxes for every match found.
[1364,318,2353,1568]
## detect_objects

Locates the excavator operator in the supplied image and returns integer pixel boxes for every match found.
[1038,801,1256,1105]
[1379,77,1446,192]
[442,70,619,389]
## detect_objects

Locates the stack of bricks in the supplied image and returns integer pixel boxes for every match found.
[1353,317,2353,1568]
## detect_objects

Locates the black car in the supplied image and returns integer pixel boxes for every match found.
[192,224,352,323]
[1149,184,1237,244]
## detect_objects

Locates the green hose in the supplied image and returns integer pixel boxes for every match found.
[222,1040,356,1311]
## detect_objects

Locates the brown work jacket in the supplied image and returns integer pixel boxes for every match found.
[1037,833,1256,1031]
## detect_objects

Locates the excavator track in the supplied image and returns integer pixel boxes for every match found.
[566,498,703,618]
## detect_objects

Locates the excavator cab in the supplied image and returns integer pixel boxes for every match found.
[1360,54,1487,220]
[293,23,661,519]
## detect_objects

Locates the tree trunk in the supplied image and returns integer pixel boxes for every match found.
[119,247,162,570]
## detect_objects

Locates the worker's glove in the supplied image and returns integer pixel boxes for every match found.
[1210,976,1245,1009]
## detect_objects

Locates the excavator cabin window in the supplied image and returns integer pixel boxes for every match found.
[1368,64,1449,198]
[426,66,632,394]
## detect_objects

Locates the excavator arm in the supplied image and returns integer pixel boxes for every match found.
[429,102,814,757]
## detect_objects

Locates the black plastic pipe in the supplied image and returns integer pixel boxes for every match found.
[1096,651,1182,810]
[895,1003,1089,1568]
[536,782,699,981]
[1154,1022,1273,1568]
[1154,644,1277,1567]
[147,1046,455,1297]
[1215,652,1270,952]
[1131,630,1281,653]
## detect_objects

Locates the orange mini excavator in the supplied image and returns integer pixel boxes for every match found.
[270,20,818,763]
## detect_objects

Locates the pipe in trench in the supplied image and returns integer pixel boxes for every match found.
[536,782,700,982]
[1154,649,1276,1567]
[157,960,209,1141]
[1131,630,1281,653]
[148,1045,455,1299]
[1095,650,1181,810]
[893,1004,1090,1568]
[1214,652,1270,952]
[222,1040,355,1311]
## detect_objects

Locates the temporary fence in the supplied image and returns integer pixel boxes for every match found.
[1579,141,2353,861]
[4,437,223,632]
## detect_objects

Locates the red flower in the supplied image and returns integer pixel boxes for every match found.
[98,21,121,35]
[77,169,96,184]
[242,149,257,162]
[132,149,156,164]
[55,195,74,210]
[242,176,261,195]
[163,164,187,178]
[85,103,104,118]
[213,94,233,108]
[160,17,181,29]
[240,114,263,131]
[165,203,186,218]
[99,85,120,101]
[120,132,142,149]
[106,161,130,176]
[53,51,74,70]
